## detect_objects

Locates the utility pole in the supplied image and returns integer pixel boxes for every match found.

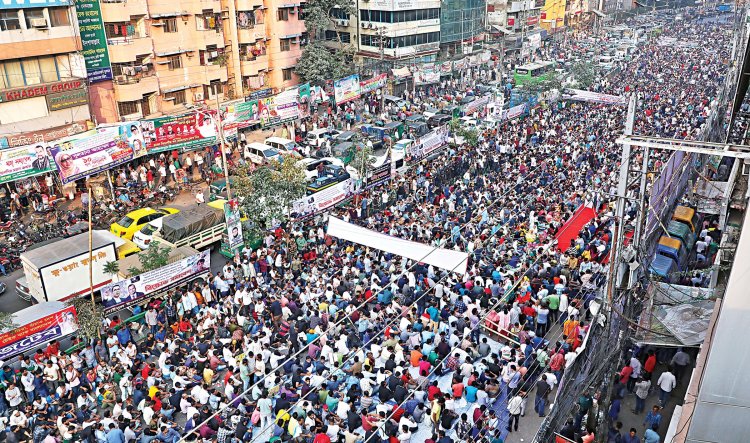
[215,95,232,200]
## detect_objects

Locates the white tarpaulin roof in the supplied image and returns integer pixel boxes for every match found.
[327,216,469,275]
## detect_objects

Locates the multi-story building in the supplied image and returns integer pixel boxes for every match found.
[92,0,305,123]
[440,0,486,57]
[540,0,566,35]
[356,0,442,66]
[0,0,92,138]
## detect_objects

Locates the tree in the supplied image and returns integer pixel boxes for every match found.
[127,243,170,276]
[233,159,307,237]
[349,143,375,181]
[0,312,16,332]
[68,298,103,339]
[103,260,120,279]
[295,0,355,85]
[569,61,597,89]
[457,127,480,147]
[295,42,353,86]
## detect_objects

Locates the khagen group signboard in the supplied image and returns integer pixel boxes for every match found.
[75,0,112,82]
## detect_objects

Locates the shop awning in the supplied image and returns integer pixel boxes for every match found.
[590,9,605,17]
[491,25,513,35]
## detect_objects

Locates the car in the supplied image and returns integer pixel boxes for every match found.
[297,157,346,181]
[427,113,452,128]
[209,177,236,201]
[110,207,180,240]
[305,128,339,147]
[244,142,282,165]
[264,137,301,156]
[15,277,29,301]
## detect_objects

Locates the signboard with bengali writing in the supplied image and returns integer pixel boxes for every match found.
[0,143,57,185]
[39,245,117,301]
[46,88,88,111]
[102,250,211,314]
[0,306,78,361]
[49,122,146,184]
[360,74,387,94]
[75,0,112,82]
[292,178,359,220]
[410,125,449,160]
[0,120,90,149]
[334,74,361,105]
[142,112,217,153]
[259,88,301,127]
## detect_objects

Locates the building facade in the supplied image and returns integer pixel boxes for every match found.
[91,0,305,123]
[0,0,92,138]
[440,0,486,57]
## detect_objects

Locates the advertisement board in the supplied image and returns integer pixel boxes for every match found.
[464,96,490,115]
[75,0,112,82]
[563,89,627,106]
[360,74,387,94]
[334,74,361,105]
[259,88,300,127]
[46,88,89,111]
[49,122,146,184]
[224,199,243,250]
[292,178,359,220]
[222,100,259,139]
[0,120,90,149]
[39,244,117,301]
[0,144,57,184]
[102,250,211,314]
[414,65,440,85]
[142,112,217,153]
[365,153,391,189]
[410,126,449,160]
[0,306,78,361]
[0,79,84,103]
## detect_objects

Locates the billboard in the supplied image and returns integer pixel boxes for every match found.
[334,74,361,105]
[0,144,57,184]
[259,88,300,127]
[49,122,146,184]
[224,199,243,250]
[0,306,78,361]
[410,126,449,160]
[75,0,112,82]
[102,249,211,314]
[39,244,117,301]
[291,178,359,220]
[142,112,217,153]
[360,74,387,94]
[221,100,259,139]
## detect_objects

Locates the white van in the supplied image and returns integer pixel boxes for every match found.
[244,142,281,165]
[305,128,337,147]
[264,137,299,156]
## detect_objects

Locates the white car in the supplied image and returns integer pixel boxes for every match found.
[133,218,163,249]
[297,157,359,181]
[459,116,479,128]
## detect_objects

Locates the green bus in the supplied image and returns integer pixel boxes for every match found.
[513,61,557,86]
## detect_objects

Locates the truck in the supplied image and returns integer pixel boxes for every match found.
[150,204,225,250]
[17,230,133,303]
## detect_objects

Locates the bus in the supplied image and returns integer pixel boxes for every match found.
[513,61,556,86]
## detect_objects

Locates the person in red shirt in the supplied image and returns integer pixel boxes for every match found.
[451,380,465,399]
[619,363,633,385]
[313,429,331,443]
[643,350,657,379]
[44,340,60,357]
[427,381,442,401]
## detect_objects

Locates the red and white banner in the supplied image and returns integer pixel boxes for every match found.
[0,306,78,360]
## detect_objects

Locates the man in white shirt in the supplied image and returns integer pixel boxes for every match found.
[5,383,22,407]
[657,368,677,407]
[506,393,524,432]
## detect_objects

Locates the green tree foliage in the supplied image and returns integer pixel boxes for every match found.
[128,242,170,276]
[0,312,16,332]
[295,0,355,85]
[233,159,307,237]
[570,61,597,89]
[349,143,376,180]
[458,127,480,147]
[103,260,120,278]
[295,43,353,86]
[68,298,103,339]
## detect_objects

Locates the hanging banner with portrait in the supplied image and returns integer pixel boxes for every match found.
[142,112,218,153]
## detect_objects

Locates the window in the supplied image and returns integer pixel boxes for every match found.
[362,8,439,24]
[237,10,255,29]
[0,11,20,31]
[280,38,291,52]
[164,18,178,33]
[164,90,186,104]
[118,100,140,116]
[0,57,59,87]
[282,68,293,81]
[49,7,70,27]
[330,8,348,19]
[196,11,219,31]
[24,9,45,28]
[168,55,182,70]
[277,7,289,21]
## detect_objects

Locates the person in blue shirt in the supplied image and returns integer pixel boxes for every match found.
[106,424,126,443]
[643,424,661,443]
[116,325,132,346]
[643,406,662,430]
[464,384,479,403]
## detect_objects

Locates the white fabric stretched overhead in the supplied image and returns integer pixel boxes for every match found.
[326,216,469,275]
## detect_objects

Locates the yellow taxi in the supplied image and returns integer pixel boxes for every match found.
[110,207,179,240]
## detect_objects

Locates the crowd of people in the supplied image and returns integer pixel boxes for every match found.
[0,9,734,443]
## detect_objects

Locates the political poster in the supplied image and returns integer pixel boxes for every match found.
[360,74,387,94]
[464,96,490,115]
[410,126,449,160]
[222,100,259,139]
[291,178,359,220]
[224,199,243,250]
[259,88,301,127]
[142,112,217,153]
[563,89,627,106]
[365,152,391,189]
[102,249,211,314]
[0,144,57,184]
[414,65,440,85]
[334,74,361,105]
[49,123,145,184]
[0,306,78,361]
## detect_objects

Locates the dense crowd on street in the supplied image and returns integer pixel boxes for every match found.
[0,10,732,443]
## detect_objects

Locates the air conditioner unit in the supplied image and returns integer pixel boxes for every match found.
[194,92,204,101]
[342,19,349,26]
[29,18,48,28]
[210,51,219,57]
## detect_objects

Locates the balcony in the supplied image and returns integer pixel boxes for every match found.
[196,29,225,48]
[107,35,152,63]
[238,27,266,44]
[201,62,228,83]
[239,53,268,76]
[101,0,148,22]
[113,71,159,102]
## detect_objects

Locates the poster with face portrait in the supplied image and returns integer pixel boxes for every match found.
[0,143,57,184]
[142,112,218,153]
[101,250,211,314]
[0,306,78,361]
[48,123,144,184]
